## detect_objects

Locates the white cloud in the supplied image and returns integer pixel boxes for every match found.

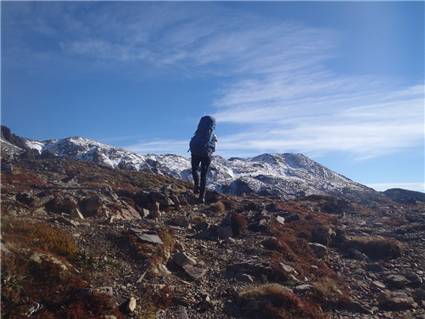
[11,3,423,159]
[126,139,189,155]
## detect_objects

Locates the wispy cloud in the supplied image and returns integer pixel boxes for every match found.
[127,139,189,155]
[6,2,424,160]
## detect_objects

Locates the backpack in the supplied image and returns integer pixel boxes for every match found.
[189,116,216,157]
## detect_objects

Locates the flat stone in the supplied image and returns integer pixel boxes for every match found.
[136,233,163,245]
[294,284,314,293]
[172,252,197,267]
[372,281,386,289]
[280,262,297,274]
[182,264,207,280]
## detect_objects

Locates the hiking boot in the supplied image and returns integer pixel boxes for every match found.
[193,185,200,194]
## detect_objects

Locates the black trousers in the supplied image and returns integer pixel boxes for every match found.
[191,154,211,197]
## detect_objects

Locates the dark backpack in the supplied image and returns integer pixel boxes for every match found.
[189,116,216,157]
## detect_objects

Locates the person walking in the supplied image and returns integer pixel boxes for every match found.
[189,115,217,203]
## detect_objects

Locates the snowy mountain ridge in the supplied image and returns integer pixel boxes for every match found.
[4,130,373,199]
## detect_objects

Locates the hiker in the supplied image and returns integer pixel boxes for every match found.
[189,115,217,203]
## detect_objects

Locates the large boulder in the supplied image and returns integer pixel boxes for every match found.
[79,195,104,217]
[46,195,78,214]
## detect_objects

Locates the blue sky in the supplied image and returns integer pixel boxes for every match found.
[2,2,424,192]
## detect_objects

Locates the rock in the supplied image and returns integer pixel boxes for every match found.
[149,201,161,218]
[16,192,34,206]
[308,242,328,258]
[168,215,190,228]
[261,237,282,251]
[217,225,233,239]
[378,290,417,310]
[404,271,423,287]
[385,274,410,289]
[30,252,69,271]
[294,284,314,293]
[366,262,385,272]
[311,226,335,245]
[79,195,103,216]
[130,228,164,245]
[141,208,150,218]
[136,233,163,245]
[280,262,297,275]
[70,208,85,220]
[414,288,425,301]
[235,273,254,283]
[279,212,300,223]
[346,248,368,261]
[46,195,78,214]
[372,281,386,289]
[275,216,285,225]
[182,264,207,280]
[128,296,137,312]
[172,252,197,267]
[93,286,114,297]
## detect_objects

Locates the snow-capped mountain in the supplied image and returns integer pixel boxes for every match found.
[2,127,374,199]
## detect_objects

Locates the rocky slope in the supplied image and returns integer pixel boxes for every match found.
[1,126,376,201]
[1,143,425,319]
[383,188,425,205]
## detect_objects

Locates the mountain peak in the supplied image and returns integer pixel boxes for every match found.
[2,128,374,200]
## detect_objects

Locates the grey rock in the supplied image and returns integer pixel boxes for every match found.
[372,281,386,289]
[182,264,207,280]
[172,252,197,267]
[385,274,409,289]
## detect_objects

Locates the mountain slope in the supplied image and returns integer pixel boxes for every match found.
[383,188,425,204]
[1,126,374,200]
